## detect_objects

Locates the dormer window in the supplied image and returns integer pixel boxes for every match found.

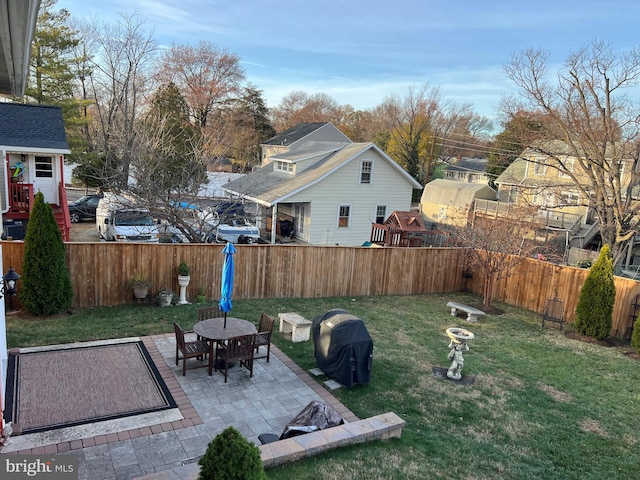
[274,160,295,174]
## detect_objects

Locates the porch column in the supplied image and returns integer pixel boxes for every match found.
[0,245,6,435]
[271,205,277,244]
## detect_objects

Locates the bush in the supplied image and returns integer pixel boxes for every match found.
[575,258,593,269]
[574,245,615,340]
[18,192,74,315]
[198,426,266,480]
[631,321,640,354]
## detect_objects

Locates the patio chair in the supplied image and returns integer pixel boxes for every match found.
[197,305,223,322]
[254,312,275,362]
[215,334,256,382]
[174,322,211,376]
[542,298,565,330]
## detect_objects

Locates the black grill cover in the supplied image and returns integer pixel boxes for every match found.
[312,309,373,387]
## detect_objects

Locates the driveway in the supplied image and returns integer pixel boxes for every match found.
[69,222,100,242]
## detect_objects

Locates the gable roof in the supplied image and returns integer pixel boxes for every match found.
[385,211,428,233]
[445,157,487,173]
[225,142,422,206]
[261,122,351,147]
[0,102,70,151]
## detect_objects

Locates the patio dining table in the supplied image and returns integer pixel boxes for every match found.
[193,317,256,375]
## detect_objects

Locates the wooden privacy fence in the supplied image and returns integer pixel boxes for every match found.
[2,241,639,338]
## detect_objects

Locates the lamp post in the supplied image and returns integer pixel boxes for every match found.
[2,267,21,309]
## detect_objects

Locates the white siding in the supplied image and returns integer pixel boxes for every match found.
[285,150,415,245]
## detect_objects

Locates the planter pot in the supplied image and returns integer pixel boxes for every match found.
[157,292,173,307]
[177,275,191,305]
[133,285,149,299]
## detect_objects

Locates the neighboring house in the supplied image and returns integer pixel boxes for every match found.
[443,157,489,184]
[369,210,428,247]
[420,178,496,227]
[260,122,352,165]
[224,130,422,245]
[493,144,602,251]
[0,102,71,240]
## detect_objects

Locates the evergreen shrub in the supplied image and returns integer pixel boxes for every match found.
[574,245,615,340]
[18,192,74,315]
[198,426,266,480]
[631,319,640,354]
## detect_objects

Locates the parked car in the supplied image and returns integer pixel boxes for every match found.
[68,194,103,223]
[209,216,260,244]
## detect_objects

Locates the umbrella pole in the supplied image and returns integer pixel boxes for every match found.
[224,311,227,328]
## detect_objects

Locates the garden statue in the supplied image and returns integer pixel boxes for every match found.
[0,422,13,449]
[446,327,474,380]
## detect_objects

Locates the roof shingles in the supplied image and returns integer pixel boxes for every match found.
[0,102,69,151]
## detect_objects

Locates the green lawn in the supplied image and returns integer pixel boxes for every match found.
[6,293,640,480]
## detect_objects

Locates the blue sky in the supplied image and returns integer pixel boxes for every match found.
[57,0,639,124]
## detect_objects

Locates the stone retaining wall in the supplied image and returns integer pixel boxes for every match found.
[260,412,405,468]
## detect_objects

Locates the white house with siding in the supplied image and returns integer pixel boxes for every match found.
[224,130,422,245]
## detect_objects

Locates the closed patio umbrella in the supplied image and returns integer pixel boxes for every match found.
[219,242,236,328]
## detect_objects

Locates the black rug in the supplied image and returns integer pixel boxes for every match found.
[3,341,177,435]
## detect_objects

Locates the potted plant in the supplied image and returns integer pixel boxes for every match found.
[129,272,151,299]
[196,286,206,304]
[177,261,191,304]
[157,286,174,307]
[177,261,190,278]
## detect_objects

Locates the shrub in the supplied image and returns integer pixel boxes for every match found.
[575,258,593,269]
[631,320,640,354]
[574,245,615,340]
[198,426,266,480]
[178,261,190,276]
[18,192,74,315]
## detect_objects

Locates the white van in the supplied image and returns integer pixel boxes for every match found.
[96,192,160,242]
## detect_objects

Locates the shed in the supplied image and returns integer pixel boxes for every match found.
[420,178,496,227]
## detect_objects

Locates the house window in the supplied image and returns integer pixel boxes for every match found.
[35,156,53,178]
[558,157,574,178]
[274,161,294,173]
[560,191,580,206]
[505,187,519,204]
[360,160,373,184]
[375,205,387,224]
[338,205,351,228]
[533,156,547,175]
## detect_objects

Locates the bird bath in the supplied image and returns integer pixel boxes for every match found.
[446,327,474,380]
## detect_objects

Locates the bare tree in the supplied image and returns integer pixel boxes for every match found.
[382,84,443,182]
[270,90,340,131]
[83,13,157,188]
[453,206,556,307]
[503,40,640,264]
[156,41,245,129]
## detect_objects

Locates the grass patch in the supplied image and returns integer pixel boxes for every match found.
[6,293,640,479]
